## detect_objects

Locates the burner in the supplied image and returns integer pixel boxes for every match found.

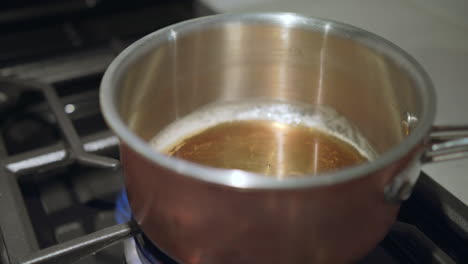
[115,190,149,264]
[116,190,177,264]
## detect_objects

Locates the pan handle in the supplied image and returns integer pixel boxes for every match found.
[384,124,468,204]
[422,125,468,163]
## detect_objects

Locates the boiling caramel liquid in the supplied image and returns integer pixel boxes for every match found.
[165,120,366,178]
[150,101,374,178]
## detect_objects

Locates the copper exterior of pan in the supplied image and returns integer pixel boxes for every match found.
[100,13,468,264]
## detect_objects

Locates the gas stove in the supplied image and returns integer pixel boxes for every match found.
[0,1,467,264]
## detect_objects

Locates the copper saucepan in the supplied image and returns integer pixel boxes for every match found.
[100,13,468,264]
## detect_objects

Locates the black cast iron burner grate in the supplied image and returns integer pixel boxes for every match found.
[0,77,119,171]
[0,2,198,263]
[0,76,138,264]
